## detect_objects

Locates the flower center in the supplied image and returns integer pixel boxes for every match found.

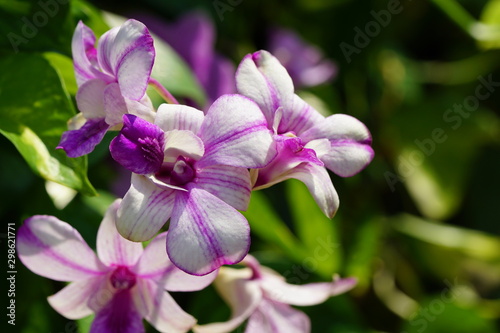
[110,266,136,290]
[155,156,196,187]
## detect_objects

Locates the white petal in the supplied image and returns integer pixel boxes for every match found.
[278,94,324,135]
[117,174,176,242]
[163,130,205,162]
[301,113,372,143]
[155,103,204,133]
[245,299,310,333]
[97,199,144,267]
[76,79,106,119]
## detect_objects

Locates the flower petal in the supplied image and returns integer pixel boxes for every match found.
[163,130,205,162]
[245,299,310,333]
[91,290,145,333]
[47,276,104,319]
[75,79,106,119]
[277,94,324,136]
[17,215,106,281]
[135,278,196,333]
[97,199,143,267]
[301,113,372,144]
[72,21,99,86]
[155,103,205,133]
[195,164,252,211]
[235,50,294,125]
[98,19,155,100]
[260,270,356,306]
[117,174,176,242]
[133,232,217,292]
[198,94,276,169]
[110,114,165,175]
[57,118,109,158]
[167,188,250,275]
[193,267,262,333]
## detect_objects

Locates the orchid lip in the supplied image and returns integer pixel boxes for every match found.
[152,156,197,189]
[110,266,137,290]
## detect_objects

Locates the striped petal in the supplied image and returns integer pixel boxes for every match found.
[195,164,252,211]
[71,21,100,86]
[117,174,176,242]
[155,101,204,133]
[277,94,324,136]
[132,232,217,292]
[97,199,143,267]
[47,276,104,319]
[198,94,276,169]
[166,187,250,275]
[17,215,107,281]
[135,279,196,333]
[235,50,294,125]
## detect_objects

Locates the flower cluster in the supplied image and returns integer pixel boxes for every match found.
[19,18,374,332]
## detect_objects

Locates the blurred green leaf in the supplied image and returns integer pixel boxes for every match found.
[285,179,342,274]
[479,0,500,50]
[43,51,77,96]
[103,12,207,107]
[0,53,96,195]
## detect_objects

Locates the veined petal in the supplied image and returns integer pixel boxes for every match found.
[17,215,106,281]
[163,130,205,162]
[260,269,356,306]
[278,94,324,136]
[98,19,154,100]
[135,279,196,333]
[72,21,98,86]
[102,82,128,126]
[117,174,176,242]
[193,267,262,333]
[110,114,165,175]
[301,113,372,144]
[133,232,217,292]
[155,103,204,133]
[245,299,310,333]
[199,94,276,169]
[91,289,145,333]
[57,118,109,158]
[195,165,252,211]
[47,276,104,319]
[235,50,294,125]
[167,188,250,275]
[76,79,106,119]
[97,199,144,267]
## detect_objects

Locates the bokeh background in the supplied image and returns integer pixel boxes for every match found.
[1,0,500,332]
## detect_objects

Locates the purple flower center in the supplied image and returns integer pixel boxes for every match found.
[110,266,137,290]
[155,156,196,187]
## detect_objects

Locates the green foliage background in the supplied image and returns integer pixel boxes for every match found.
[1,0,499,332]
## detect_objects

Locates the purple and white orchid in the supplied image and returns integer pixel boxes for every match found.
[57,19,156,158]
[194,255,357,333]
[17,199,216,333]
[109,94,277,276]
[236,50,374,218]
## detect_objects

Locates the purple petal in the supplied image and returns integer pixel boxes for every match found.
[205,54,236,104]
[75,79,106,119]
[98,19,155,100]
[155,103,204,133]
[278,94,324,136]
[235,50,294,125]
[193,267,263,333]
[117,174,176,242]
[110,114,165,175]
[72,21,99,86]
[57,118,109,158]
[195,164,252,211]
[135,278,196,333]
[166,188,250,275]
[17,215,107,281]
[245,299,310,333]
[90,290,145,333]
[96,199,144,267]
[132,232,217,292]
[47,276,104,319]
[198,94,277,169]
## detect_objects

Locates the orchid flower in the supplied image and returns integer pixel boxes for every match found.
[236,50,374,218]
[17,199,216,333]
[194,255,357,333]
[57,19,156,158]
[268,28,337,88]
[134,11,236,108]
[109,94,277,276]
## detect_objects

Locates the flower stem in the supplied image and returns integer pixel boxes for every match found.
[149,78,179,104]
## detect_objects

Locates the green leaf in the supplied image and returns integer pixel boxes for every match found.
[285,179,342,274]
[479,0,500,50]
[103,12,207,107]
[0,53,96,195]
